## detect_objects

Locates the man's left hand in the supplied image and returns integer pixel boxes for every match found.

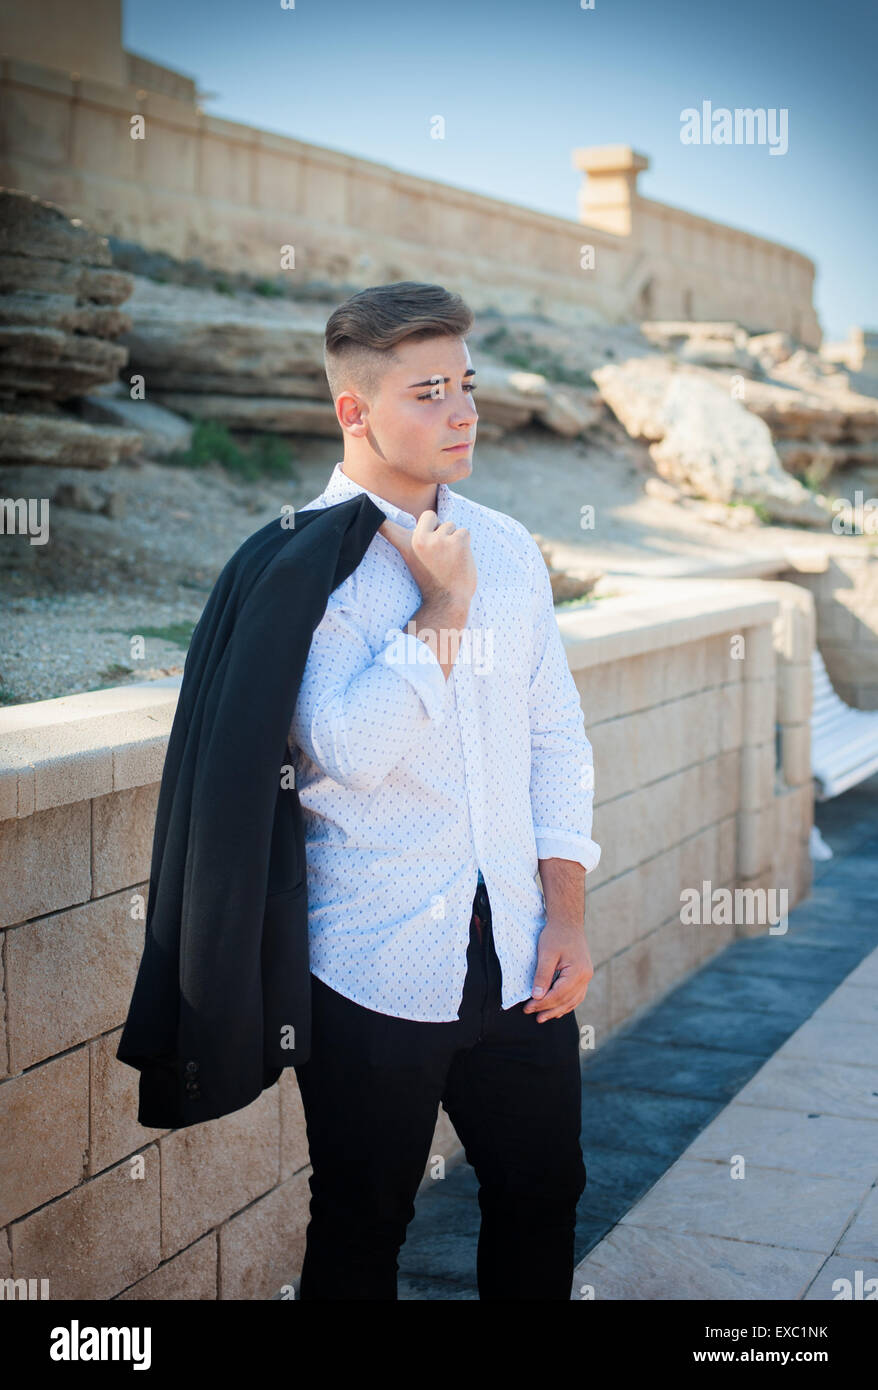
[523,920,594,1023]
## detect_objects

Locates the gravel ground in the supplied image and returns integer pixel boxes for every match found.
[0,422,866,709]
[0,436,347,706]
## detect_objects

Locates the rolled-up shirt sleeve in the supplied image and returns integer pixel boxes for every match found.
[526,538,601,874]
[289,596,450,793]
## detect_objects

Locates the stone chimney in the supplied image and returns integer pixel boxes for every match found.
[572,144,650,237]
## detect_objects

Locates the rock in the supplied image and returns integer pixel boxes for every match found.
[641,321,744,348]
[593,357,830,526]
[53,481,105,511]
[116,371,333,398]
[0,411,144,467]
[644,476,685,502]
[650,372,829,525]
[0,190,134,412]
[747,331,794,367]
[0,187,112,266]
[101,490,127,519]
[676,339,754,371]
[147,392,340,435]
[0,326,129,400]
[530,532,601,602]
[119,293,327,379]
[80,385,194,456]
[0,291,131,338]
[737,379,848,440]
[0,253,133,305]
[592,355,672,440]
[739,377,878,449]
[534,385,602,437]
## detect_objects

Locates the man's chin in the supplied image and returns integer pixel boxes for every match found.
[440,449,474,478]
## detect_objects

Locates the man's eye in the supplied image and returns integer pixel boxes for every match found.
[416,384,478,400]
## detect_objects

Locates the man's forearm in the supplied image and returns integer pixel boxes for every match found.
[538,856,587,932]
[407,599,470,680]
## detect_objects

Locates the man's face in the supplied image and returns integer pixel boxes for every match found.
[361,334,478,483]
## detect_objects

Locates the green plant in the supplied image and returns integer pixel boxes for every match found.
[98,663,134,684]
[169,420,250,472]
[252,278,284,297]
[120,622,197,648]
[168,420,296,481]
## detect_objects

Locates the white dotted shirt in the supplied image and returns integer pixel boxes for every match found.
[289,462,601,1021]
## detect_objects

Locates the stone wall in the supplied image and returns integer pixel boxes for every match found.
[0,48,819,341]
[778,548,878,708]
[574,146,819,343]
[0,579,814,1298]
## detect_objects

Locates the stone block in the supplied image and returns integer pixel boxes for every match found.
[776,660,812,724]
[575,959,610,1057]
[159,1087,280,1260]
[0,1048,88,1225]
[741,676,776,745]
[0,800,91,929]
[737,804,776,880]
[740,741,775,812]
[742,624,776,680]
[116,1233,217,1300]
[219,1170,312,1301]
[278,1069,310,1181]
[5,890,146,1070]
[715,681,744,753]
[89,1029,169,1177]
[10,1148,161,1299]
[781,722,812,788]
[91,784,159,898]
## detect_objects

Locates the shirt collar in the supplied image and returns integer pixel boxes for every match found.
[321,462,452,526]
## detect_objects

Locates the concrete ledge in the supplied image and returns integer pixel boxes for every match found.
[0,681,180,819]
[560,578,781,672]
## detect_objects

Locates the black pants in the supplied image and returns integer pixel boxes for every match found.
[293,880,587,1300]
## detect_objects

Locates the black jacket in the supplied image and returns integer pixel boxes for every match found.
[116,493,387,1130]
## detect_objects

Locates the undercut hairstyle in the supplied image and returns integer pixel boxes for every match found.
[323,281,475,405]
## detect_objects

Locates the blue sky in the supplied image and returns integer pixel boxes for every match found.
[123,0,877,342]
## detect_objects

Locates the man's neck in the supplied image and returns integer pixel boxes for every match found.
[340,462,439,520]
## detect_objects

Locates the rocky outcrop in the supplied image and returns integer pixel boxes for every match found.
[0,188,144,466]
[593,356,830,526]
[739,363,878,478]
[0,406,146,468]
[0,189,134,402]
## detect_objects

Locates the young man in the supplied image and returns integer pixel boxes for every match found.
[289,281,601,1301]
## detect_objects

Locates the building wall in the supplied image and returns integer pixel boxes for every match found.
[0,580,814,1299]
[0,45,819,341]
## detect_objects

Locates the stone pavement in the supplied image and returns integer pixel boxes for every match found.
[396,774,878,1300]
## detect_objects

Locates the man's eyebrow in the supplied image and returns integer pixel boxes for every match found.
[406,368,476,388]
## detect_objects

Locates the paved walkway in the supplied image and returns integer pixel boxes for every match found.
[397,775,878,1299]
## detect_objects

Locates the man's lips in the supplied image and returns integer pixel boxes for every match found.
[443,442,473,452]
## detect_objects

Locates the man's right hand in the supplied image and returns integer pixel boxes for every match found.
[379,512,477,680]
[379,512,477,611]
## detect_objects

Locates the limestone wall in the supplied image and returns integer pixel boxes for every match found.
[0,579,815,1298]
[0,54,819,341]
[778,549,878,708]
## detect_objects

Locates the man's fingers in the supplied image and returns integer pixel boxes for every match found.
[378,516,411,550]
[523,960,563,1012]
